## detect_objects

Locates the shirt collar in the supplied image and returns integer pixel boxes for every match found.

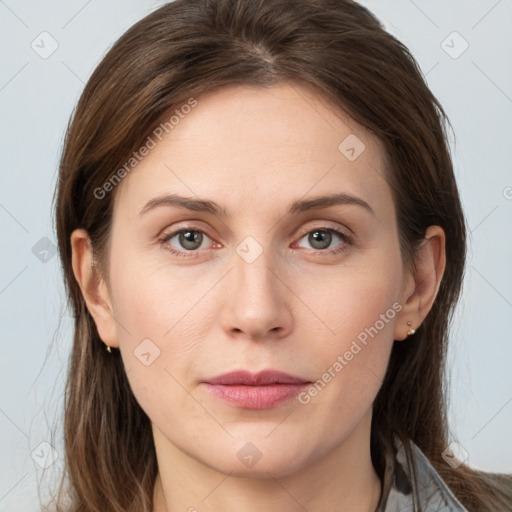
[377,435,468,512]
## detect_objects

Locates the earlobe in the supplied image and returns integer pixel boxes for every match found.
[70,229,119,348]
[394,226,446,340]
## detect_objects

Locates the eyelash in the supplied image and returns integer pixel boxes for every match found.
[158,226,354,259]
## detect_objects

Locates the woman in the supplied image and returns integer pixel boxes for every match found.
[51,0,512,511]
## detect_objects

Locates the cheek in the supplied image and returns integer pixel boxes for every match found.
[107,253,226,418]
[293,249,402,409]
[112,276,212,436]
[294,248,402,346]
[109,250,215,348]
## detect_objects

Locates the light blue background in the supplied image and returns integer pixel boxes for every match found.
[1,1,511,510]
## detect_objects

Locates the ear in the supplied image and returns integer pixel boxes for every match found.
[70,229,119,348]
[394,225,446,341]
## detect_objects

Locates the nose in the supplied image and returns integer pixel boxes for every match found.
[220,243,293,342]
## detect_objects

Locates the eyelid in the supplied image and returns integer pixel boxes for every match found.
[158,220,214,240]
[158,224,217,247]
[158,220,356,256]
[294,220,355,242]
[159,220,352,241]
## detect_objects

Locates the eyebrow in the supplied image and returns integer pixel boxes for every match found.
[138,192,375,217]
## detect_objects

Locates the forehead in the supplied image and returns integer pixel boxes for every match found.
[114,82,391,219]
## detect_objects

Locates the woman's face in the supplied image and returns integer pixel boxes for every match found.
[98,82,414,476]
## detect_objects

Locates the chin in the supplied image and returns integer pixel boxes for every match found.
[215,453,308,479]
[199,433,318,479]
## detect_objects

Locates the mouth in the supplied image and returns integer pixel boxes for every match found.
[201,369,311,409]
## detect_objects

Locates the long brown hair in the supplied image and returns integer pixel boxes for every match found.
[51,0,512,510]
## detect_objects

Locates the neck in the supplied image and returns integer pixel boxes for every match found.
[152,412,382,512]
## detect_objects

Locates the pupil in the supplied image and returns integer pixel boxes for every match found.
[181,231,201,249]
[311,230,331,249]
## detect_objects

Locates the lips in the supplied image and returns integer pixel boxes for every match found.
[202,370,311,409]
[203,369,310,386]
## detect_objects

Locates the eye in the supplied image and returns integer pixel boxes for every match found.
[158,225,353,259]
[158,227,215,258]
[294,228,353,255]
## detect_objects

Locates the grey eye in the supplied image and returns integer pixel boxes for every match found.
[306,230,333,250]
[175,230,203,250]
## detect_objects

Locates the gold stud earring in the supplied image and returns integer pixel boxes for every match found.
[104,342,112,353]
[407,321,416,336]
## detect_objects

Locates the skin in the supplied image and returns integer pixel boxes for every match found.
[71,82,446,512]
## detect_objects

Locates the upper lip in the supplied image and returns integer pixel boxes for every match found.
[203,369,310,386]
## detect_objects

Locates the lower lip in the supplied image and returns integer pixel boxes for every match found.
[203,383,309,409]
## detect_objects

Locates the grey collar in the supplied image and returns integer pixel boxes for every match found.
[379,436,468,512]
